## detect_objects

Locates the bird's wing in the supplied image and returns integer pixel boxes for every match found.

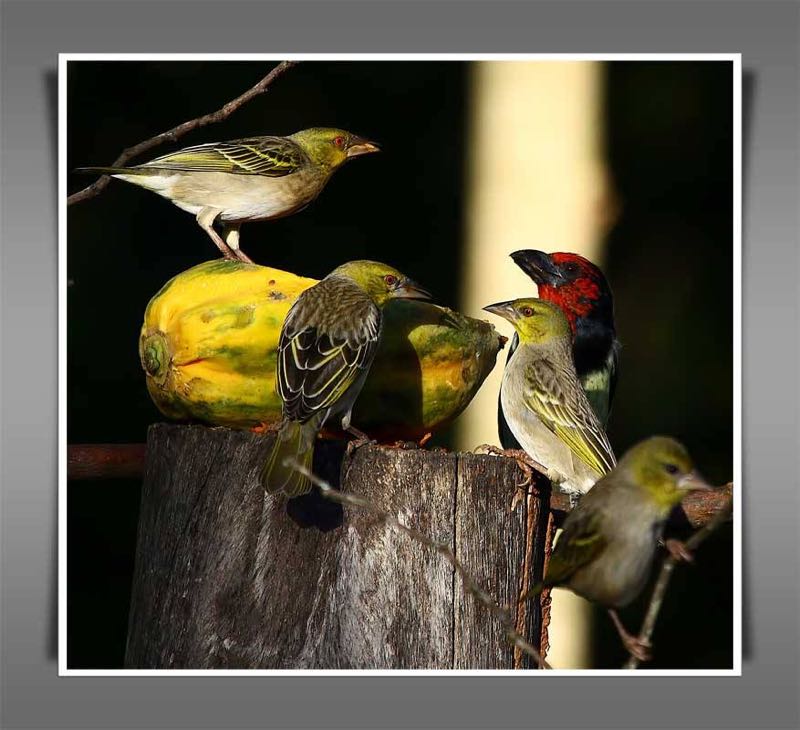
[277,281,381,423]
[140,137,308,177]
[544,508,607,587]
[523,358,617,474]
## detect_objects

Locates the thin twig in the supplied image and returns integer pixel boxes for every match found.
[623,488,734,669]
[287,458,551,670]
[68,60,298,206]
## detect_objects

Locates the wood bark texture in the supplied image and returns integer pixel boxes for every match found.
[125,423,551,669]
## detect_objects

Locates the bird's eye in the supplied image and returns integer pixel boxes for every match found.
[565,263,578,274]
[384,274,398,287]
[521,307,534,317]
[664,464,679,475]
[333,136,345,148]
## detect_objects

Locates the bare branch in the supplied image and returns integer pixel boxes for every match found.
[623,488,734,669]
[287,458,552,670]
[67,60,298,206]
[66,443,734,528]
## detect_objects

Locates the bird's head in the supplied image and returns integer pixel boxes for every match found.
[510,250,614,336]
[332,260,431,307]
[620,436,712,511]
[289,128,380,170]
[482,298,571,344]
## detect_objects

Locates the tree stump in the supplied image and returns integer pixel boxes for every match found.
[125,423,553,669]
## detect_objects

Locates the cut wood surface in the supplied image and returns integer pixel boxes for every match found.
[125,424,553,669]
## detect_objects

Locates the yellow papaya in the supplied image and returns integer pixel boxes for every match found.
[140,259,504,440]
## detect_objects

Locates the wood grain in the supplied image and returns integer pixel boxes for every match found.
[125,424,549,669]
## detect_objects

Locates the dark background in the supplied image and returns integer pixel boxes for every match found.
[67,60,733,669]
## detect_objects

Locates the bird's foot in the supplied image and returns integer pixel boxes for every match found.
[475,445,542,488]
[387,432,432,451]
[387,440,419,450]
[250,421,274,434]
[622,634,652,663]
[345,426,376,457]
[474,445,541,511]
[609,609,652,663]
[665,538,694,563]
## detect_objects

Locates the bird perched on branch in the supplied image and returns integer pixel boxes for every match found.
[523,436,712,661]
[499,250,619,451]
[261,260,430,497]
[484,298,616,500]
[76,128,380,262]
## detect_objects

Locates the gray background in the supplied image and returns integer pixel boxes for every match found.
[1,0,797,728]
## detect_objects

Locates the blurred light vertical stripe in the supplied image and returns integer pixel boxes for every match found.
[457,60,610,669]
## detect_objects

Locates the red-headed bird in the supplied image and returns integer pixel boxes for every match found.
[499,250,619,450]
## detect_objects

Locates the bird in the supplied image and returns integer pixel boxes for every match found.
[484,298,616,501]
[75,128,380,262]
[522,436,712,662]
[499,250,619,452]
[260,260,430,497]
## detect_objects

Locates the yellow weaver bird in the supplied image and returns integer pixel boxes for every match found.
[261,260,430,498]
[76,128,380,262]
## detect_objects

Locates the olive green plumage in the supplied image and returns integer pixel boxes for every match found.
[76,128,380,262]
[484,298,616,500]
[525,436,711,659]
[261,260,430,497]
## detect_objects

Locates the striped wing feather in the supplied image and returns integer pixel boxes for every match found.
[277,279,381,423]
[139,136,307,177]
[524,358,616,475]
[544,508,607,587]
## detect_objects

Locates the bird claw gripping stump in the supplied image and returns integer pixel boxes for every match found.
[474,445,544,511]
[345,426,377,457]
[387,432,433,451]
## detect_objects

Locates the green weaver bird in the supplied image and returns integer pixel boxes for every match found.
[261,260,430,497]
[524,436,712,661]
[484,298,616,502]
[76,128,380,262]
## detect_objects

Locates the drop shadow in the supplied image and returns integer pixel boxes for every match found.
[285,440,346,531]
[740,68,755,662]
[44,67,58,662]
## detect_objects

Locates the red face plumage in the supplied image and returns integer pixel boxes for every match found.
[536,253,605,332]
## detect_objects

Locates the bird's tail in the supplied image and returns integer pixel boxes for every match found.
[259,417,321,498]
[73,166,140,176]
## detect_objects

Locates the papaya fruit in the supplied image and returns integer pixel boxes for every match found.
[140,259,504,441]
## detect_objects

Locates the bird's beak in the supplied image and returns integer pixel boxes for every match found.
[483,300,518,323]
[678,471,713,492]
[510,249,564,286]
[395,277,431,300]
[346,136,381,158]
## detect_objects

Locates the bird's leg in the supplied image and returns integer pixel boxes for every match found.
[196,207,237,259]
[345,426,376,456]
[221,223,254,264]
[608,609,651,663]
[340,411,376,456]
[665,538,695,563]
